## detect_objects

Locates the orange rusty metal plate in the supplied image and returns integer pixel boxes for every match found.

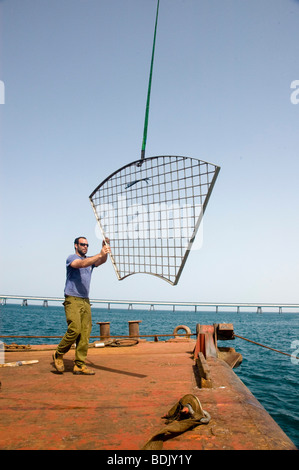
[0,341,297,450]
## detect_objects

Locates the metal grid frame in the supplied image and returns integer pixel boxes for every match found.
[90,155,220,285]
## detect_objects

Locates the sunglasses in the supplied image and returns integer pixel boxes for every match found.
[79,243,89,247]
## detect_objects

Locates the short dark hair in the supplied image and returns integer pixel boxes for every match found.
[74,236,87,245]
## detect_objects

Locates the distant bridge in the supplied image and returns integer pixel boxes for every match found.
[1,294,299,313]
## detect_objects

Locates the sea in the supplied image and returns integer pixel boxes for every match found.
[0,302,298,449]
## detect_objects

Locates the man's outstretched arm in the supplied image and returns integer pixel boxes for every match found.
[71,241,111,269]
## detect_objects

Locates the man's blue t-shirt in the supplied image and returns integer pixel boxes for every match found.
[64,254,95,298]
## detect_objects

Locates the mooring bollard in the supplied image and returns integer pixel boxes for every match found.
[128,320,142,340]
[97,321,111,341]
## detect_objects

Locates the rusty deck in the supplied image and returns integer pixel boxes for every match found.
[0,339,297,451]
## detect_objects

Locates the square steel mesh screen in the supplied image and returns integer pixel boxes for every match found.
[90,155,220,285]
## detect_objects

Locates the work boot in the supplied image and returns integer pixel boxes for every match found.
[52,351,64,373]
[73,364,95,375]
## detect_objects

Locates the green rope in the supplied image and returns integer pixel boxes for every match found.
[140,0,160,162]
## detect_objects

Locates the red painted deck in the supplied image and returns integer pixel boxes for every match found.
[0,339,297,450]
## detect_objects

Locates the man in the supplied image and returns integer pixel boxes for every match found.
[52,236,111,375]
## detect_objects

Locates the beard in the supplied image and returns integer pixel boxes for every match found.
[77,248,87,258]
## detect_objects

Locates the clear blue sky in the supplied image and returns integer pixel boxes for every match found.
[1,0,299,304]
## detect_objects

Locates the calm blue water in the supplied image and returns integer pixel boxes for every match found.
[0,303,298,449]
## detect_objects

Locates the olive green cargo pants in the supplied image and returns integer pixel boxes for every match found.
[57,296,92,367]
